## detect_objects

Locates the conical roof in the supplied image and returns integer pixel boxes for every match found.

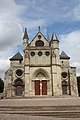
[23,28,29,39]
[10,52,23,61]
[60,51,70,59]
[51,32,59,42]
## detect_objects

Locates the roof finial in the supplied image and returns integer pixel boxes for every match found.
[25,28,27,33]
[38,26,40,32]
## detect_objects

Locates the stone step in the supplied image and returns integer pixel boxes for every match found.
[4,95,74,99]
[0,98,80,118]
[0,110,80,118]
[0,105,80,111]
[0,105,80,118]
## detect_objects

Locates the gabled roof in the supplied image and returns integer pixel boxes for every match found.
[10,52,23,61]
[29,31,49,45]
[60,51,70,59]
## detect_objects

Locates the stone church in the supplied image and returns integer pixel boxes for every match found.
[4,28,78,97]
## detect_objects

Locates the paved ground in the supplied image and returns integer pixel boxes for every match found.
[0,97,80,106]
[0,114,80,120]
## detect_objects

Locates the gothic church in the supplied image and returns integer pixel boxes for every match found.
[4,28,78,97]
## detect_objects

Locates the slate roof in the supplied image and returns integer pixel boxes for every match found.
[50,33,59,45]
[23,28,29,39]
[60,51,70,59]
[51,33,59,42]
[10,52,23,61]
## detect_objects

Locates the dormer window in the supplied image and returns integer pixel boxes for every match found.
[35,40,44,46]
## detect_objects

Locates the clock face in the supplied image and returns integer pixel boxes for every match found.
[16,69,23,76]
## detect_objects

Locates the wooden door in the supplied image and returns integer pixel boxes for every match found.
[42,80,47,95]
[35,80,40,95]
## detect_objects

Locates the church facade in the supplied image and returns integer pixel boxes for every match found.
[4,29,78,97]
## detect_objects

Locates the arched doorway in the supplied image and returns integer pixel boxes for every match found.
[31,68,50,95]
[62,80,67,95]
[35,72,47,95]
[14,79,24,96]
[35,80,47,95]
[32,69,49,96]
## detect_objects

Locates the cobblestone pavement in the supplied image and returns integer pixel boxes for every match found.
[0,114,80,120]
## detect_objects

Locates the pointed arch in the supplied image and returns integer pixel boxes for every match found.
[14,79,24,96]
[31,68,50,80]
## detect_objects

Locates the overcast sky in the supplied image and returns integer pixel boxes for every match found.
[0,0,80,79]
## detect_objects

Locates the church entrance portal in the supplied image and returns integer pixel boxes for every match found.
[33,69,49,96]
[35,80,47,95]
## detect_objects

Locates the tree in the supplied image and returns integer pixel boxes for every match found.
[0,78,4,93]
[77,76,80,96]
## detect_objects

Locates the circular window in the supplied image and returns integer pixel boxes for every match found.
[16,69,23,76]
[38,35,41,39]
[61,72,67,78]
[45,51,50,56]
[31,52,35,56]
[38,51,42,56]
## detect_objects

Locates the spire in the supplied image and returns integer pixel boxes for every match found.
[23,28,29,39]
[47,33,51,41]
[51,32,59,42]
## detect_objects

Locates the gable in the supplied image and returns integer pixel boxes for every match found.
[29,32,49,47]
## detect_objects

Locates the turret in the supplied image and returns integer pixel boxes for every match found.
[50,32,59,48]
[50,32,60,64]
[23,28,29,49]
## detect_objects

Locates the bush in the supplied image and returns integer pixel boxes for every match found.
[0,78,4,93]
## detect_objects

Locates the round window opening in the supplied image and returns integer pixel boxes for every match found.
[38,51,42,56]
[31,52,35,56]
[45,51,50,56]
[61,72,67,78]
[16,69,23,76]
[38,35,42,39]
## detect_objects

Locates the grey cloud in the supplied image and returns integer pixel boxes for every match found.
[0,22,23,51]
